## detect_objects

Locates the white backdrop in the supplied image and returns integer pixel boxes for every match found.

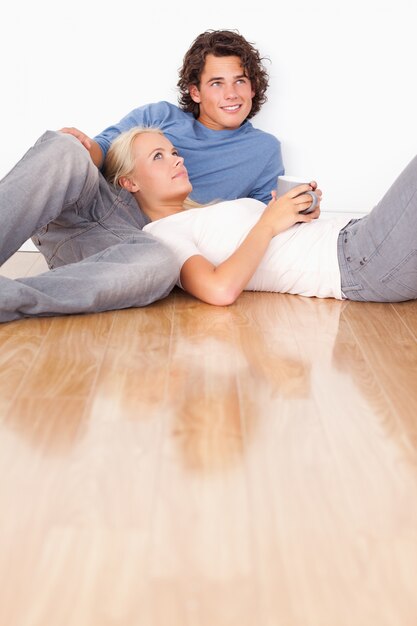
[1,0,416,213]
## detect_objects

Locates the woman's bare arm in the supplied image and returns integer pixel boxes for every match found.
[180,185,321,306]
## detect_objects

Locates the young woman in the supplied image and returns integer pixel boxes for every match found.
[104,126,417,306]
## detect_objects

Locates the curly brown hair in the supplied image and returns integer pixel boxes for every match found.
[177,29,270,120]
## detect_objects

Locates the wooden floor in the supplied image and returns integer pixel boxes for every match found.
[1,252,417,626]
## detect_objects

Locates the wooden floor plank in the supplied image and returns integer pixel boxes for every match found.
[147,295,261,625]
[392,301,417,339]
[343,302,417,460]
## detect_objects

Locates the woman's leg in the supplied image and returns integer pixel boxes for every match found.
[338,155,417,302]
[0,235,178,323]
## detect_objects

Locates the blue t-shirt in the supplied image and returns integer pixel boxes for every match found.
[94,101,284,205]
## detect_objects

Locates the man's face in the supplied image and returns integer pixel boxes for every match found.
[189,54,255,131]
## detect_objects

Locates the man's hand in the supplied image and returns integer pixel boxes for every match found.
[59,127,103,168]
[59,127,92,150]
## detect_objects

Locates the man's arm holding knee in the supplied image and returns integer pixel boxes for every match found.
[59,127,104,168]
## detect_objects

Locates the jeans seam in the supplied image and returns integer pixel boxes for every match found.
[45,223,100,265]
[95,187,131,224]
[381,249,417,284]
[362,186,417,266]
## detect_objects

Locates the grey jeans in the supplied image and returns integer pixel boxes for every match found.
[0,131,179,322]
[338,155,417,302]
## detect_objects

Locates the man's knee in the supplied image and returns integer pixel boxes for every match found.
[36,130,94,177]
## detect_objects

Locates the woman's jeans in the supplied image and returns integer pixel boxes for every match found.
[338,155,417,302]
[0,131,178,322]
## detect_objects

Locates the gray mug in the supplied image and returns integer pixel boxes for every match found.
[276,176,318,214]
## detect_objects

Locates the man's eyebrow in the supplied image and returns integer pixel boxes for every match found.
[206,73,247,83]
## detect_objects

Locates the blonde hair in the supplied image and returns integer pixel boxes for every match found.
[103,125,205,210]
[103,126,163,187]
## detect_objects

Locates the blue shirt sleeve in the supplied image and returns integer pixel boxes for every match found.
[93,101,172,160]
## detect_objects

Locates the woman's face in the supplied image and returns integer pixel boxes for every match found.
[130,132,192,203]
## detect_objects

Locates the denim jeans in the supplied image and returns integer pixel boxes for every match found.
[0,131,179,322]
[338,155,417,302]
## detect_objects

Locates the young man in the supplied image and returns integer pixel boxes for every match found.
[62,29,284,205]
[0,30,284,322]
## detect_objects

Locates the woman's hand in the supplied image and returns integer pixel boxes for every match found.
[260,184,322,237]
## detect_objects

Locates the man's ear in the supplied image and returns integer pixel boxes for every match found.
[119,176,139,193]
[189,84,201,103]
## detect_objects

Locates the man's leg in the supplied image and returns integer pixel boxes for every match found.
[0,130,99,264]
[0,235,178,323]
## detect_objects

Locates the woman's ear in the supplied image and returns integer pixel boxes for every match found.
[119,176,139,193]
[189,84,201,103]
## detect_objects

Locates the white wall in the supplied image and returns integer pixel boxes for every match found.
[1,0,416,214]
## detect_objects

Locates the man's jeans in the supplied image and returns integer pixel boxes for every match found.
[0,131,178,322]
